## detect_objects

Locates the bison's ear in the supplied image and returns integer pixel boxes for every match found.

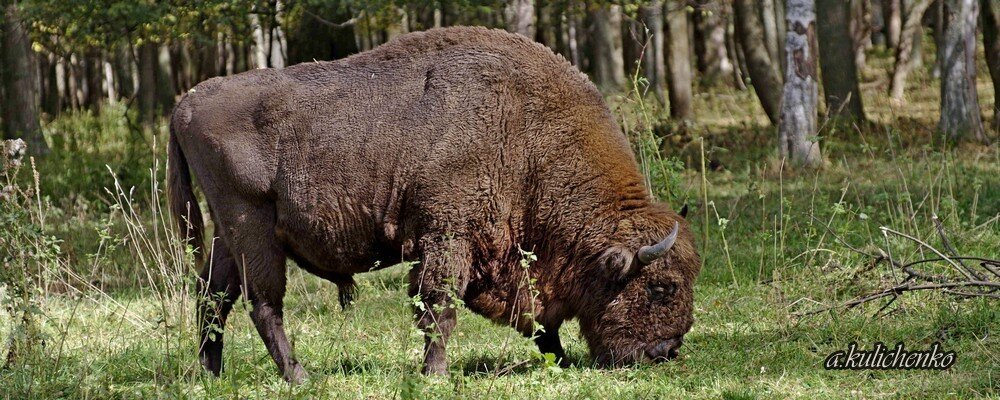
[599,246,637,280]
[679,204,689,218]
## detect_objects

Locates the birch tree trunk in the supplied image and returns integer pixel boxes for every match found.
[735,0,784,124]
[505,0,535,38]
[640,2,667,103]
[250,11,269,68]
[666,1,693,120]
[780,0,822,167]
[102,57,116,105]
[589,4,626,92]
[938,0,987,142]
[982,0,1000,132]
[269,1,287,69]
[889,0,933,101]
[566,7,581,67]
[1,3,46,153]
[817,0,865,120]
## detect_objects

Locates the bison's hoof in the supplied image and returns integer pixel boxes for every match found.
[421,363,449,376]
[284,364,309,384]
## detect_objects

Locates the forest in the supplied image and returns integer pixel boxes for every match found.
[1,0,998,398]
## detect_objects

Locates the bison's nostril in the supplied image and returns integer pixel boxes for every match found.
[647,338,683,362]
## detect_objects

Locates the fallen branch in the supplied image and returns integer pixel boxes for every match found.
[794,219,998,317]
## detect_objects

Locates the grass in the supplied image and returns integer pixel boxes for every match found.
[1,48,998,398]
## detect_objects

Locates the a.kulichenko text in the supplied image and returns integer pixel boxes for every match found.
[824,342,956,370]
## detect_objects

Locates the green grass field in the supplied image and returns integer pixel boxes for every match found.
[1,53,998,398]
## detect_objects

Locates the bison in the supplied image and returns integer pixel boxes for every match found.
[168,26,700,382]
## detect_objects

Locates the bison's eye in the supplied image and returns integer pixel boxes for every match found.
[647,282,677,301]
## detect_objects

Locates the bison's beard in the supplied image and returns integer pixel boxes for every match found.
[591,345,648,367]
[581,324,653,367]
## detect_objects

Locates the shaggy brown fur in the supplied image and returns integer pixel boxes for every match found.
[168,26,701,381]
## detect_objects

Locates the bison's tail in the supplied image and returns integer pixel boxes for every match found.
[168,121,205,267]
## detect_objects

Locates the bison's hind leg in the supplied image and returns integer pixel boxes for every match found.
[215,201,307,383]
[197,241,243,376]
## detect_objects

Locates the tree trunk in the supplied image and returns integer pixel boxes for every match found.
[565,7,582,67]
[83,51,103,112]
[40,53,61,117]
[761,0,782,72]
[251,10,269,67]
[693,4,735,85]
[776,0,789,73]
[909,12,923,69]
[384,7,410,42]
[735,0,784,124]
[889,0,933,101]
[666,1,693,120]
[137,43,158,128]
[726,15,749,90]
[640,2,667,103]
[851,0,871,71]
[112,48,134,101]
[938,0,986,142]
[622,17,644,79]
[871,0,887,46]
[537,1,558,50]
[982,0,1000,131]
[933,0,945,77]
[884,0,903,48]
[156,45,175,117]
[780,0,822,167]
[505,0,535,38]
[67,54,81,111]
[1,3,46,153]
[102,56,116,105]
[269,1,288,69]
[589,4,626,92]
[817,0,865,120]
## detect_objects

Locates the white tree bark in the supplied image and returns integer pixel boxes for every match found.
[505,0,536,38]
[269,0,287,69]
[939,0,987,142]
[779,0,822,167]
[250,11,269,68]
[102,58,117,104]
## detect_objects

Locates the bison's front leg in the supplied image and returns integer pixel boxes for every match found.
[409,235,472,375]
[534,325,569,367]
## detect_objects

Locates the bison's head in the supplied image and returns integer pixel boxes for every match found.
[578,212,700,366]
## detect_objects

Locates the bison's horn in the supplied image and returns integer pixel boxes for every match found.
[637,221,680,265]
